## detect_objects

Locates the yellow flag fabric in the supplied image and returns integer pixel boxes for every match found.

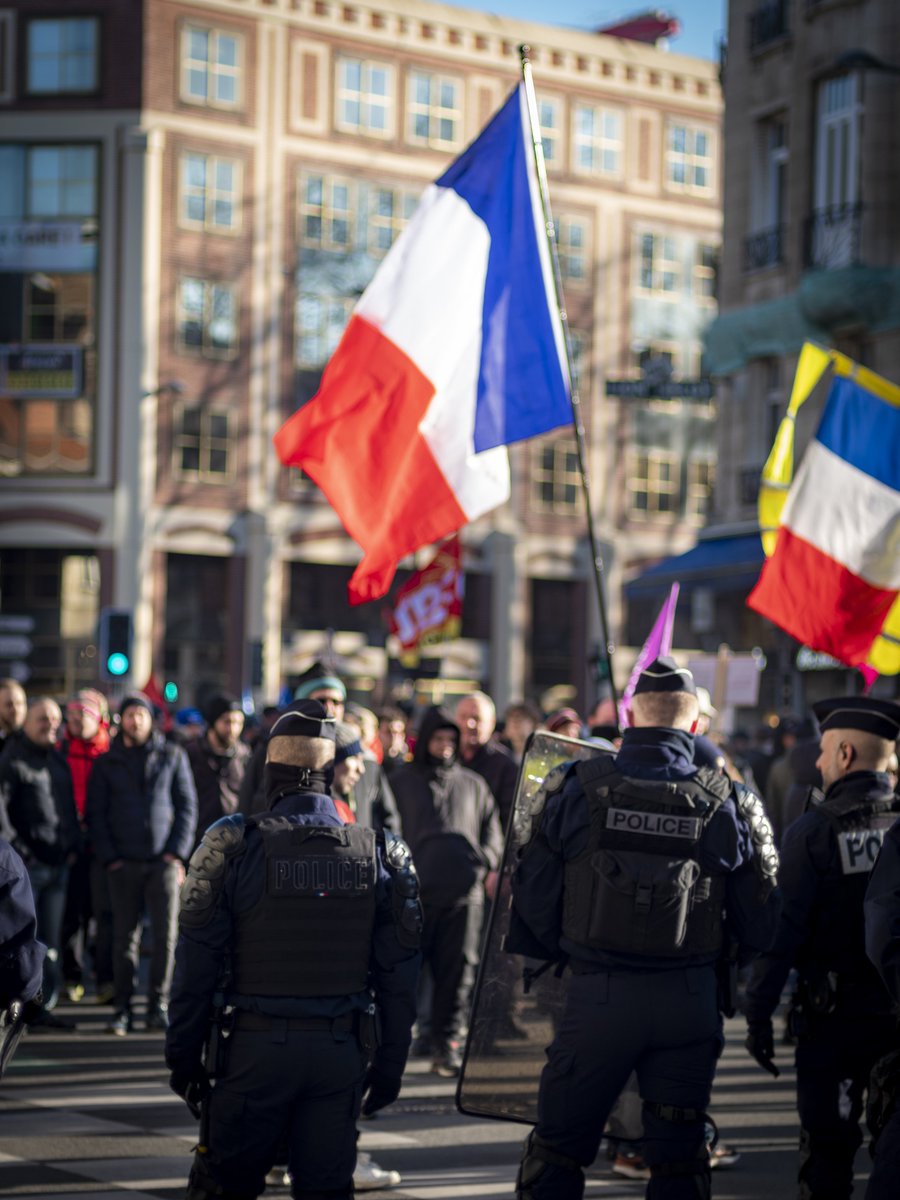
[758,342,831,555]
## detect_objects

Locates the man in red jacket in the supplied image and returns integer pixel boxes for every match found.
[58,690,112,1003]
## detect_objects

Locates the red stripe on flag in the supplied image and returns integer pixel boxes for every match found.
[274,314,468,604]
[747,527,896,665]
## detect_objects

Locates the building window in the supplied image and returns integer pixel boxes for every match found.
[572,104,622,177]
[694,243,717,298]
[176,278,238,357]
[554,216,589,283]
[26,17,99,95]
[666,124,713,192]
[0,143,98,477]
[629,451,679,517]
[174,405,232,480]
[539,98,561,165]
[336,58,394,136]
[298,173,353,249]
[181,25,242,109]
[407,71,461,149]
[180,153,241,231]
[26,145,97,216]
[808,73,861,269]
[532,440,581,513]
[687,459,714,521]
[637,233,680,293]
[295,294,354,367]
[568,329,587,390]
[368,186,418,254]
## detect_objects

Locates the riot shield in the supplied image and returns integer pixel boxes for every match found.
[456,730,606,1123]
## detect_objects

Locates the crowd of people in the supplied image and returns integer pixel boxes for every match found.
[2,663,900,1199]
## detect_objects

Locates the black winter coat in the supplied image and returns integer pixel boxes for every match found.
[0,733,81,866]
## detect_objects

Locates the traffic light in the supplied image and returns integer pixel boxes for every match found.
[98,608,132,681]
[163,680,179,703]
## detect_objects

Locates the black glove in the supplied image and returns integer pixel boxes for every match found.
[361,1066,402,1116]
[169,1064,211,1118]
[745,1020,779,1078]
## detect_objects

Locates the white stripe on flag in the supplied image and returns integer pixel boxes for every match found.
[783,439,900,588]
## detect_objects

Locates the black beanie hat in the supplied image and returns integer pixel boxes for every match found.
[204,692,242,726]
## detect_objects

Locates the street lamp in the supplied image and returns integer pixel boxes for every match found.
[142,380,185,398]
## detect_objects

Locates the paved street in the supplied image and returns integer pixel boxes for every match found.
[0,999,874,1199]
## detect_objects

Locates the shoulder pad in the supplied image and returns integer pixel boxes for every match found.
[180,815,247,929]
[382,833,422,949]
[383,831,414,872]
[733,783,779,893]
[543,762,571,795]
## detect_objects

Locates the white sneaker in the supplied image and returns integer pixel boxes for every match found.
[264,1166,290,1186]
[354,1151,401,1190]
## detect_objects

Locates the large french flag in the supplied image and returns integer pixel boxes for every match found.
[748,373,900,666]
[275,85,572,604]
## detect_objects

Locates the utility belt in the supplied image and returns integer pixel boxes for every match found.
[228,1004,381,1054]
[787,971,890,1036]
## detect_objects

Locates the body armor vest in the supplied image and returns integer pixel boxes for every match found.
[562,757,731,959]
[232,816,377,997]
[800,793,897,986]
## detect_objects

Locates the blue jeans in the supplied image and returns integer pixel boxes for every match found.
[27,861,70,1009]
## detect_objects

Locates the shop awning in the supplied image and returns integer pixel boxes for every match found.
[624,532,765,596]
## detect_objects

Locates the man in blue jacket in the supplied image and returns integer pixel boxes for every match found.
[510,657,780,1199]
[165,700,421,1200]
[86,693,197,1034]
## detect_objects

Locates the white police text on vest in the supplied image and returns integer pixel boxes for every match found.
[271,855,370,894]
[606,808,703,839]
[837,829,885,875]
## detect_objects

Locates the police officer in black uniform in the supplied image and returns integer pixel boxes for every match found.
[864,795,900,1200]
[510,657,780,1200]
[744,695,900,1200]
[164,701,422,1200]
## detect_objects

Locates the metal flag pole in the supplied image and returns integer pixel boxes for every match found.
[518,44,618,711]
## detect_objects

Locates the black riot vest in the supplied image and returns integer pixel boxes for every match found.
[562,757,732,959]
[232,816,377,997]
[800,791,898,986]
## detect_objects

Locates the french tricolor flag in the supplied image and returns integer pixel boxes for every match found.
[275,84,572,605]
[748,372,900,666]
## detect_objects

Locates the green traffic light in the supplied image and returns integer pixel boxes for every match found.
[107,652,130,677]
[163,681,179,703]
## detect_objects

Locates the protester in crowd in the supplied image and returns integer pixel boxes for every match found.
[58,689,112,1004]
[0,679,27,755]
[745,696,900,1200]
[0,833,45,1012]
[342,708,401,833]
[166,700,420,1200]
[0,697,81,1029]
[543,707,584,740]
[777,733,823,845]
[391,705,502,1077]
[377,706,411,775]
[172,708,205,746]
[346,702,383,762]
[498,701,542,765]
[455,691,518,831]
[185,693,249,849]
[765,716,810,842]
[86,692,197,1035]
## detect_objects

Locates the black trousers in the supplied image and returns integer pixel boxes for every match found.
[186,1022,367,1199]
[529,967,722,1200]
[795,1012,897,1200]
[421,897,483,1051]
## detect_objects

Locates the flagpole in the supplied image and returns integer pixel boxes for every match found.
[519,44,618,712]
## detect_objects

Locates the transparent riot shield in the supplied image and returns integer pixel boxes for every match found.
[456,730,605,1123]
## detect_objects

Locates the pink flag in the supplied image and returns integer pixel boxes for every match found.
[618,583,680,729]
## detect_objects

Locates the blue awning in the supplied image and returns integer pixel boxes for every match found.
[624,533,765,596]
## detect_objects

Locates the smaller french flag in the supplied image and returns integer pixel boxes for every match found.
[275,84,572,605]
[748,371,900,667]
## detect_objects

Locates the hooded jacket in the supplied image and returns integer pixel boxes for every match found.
[389,706,503,905]
[0,732,81,866]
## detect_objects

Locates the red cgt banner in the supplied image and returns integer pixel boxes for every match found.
[390,537,464,653]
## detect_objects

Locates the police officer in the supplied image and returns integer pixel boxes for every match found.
[164,701,422,1200]
[744,696,900,1200]
[864,803,900,1199]
[1,834,46,1076]
[510,657,780,1199]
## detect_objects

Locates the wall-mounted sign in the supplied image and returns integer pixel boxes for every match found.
[0,220,97,272]
[0,345,84,397]
[606,354,715,401]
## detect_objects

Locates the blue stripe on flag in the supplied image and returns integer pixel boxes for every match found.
[436,86,571,454]
[816,375,900,491]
